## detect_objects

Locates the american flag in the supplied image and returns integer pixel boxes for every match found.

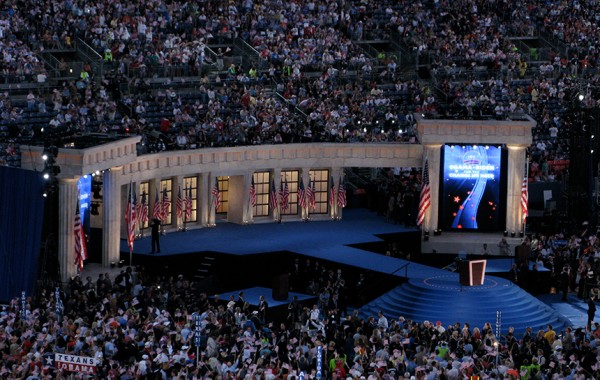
[417,159,431,226]
[152,190,161,221]
[329,176,335,207]
[212,177,221,210]
[176,186,183,219]
[307,177,316,209]
[337,176,346,208]
[270,178,278,210]
[298,177,306,209]
[74,201,87,271]
[280,179,289,210]
[249,176,256,207]
[134,188,142,220]
[124,182,137,253]
[139,190,149,224]
[185,186,193,219]
[521,175,528,223]
[160,187,170,221]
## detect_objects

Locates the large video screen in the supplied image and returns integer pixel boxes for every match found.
[439,144,505,231]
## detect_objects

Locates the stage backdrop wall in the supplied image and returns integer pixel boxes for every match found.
[0,166,45,303]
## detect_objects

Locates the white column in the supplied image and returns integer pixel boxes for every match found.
[58,178,78,283]
[102,168,121,267]
[175,176,183,230]
[228,175,245,224]
[423,144,442,233]
[199,174,210,226]
[506,146,527,234]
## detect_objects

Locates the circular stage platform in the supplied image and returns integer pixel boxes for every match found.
[413,274,513,292]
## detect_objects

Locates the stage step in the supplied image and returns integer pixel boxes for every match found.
[194,256,216,280]
[358,275,571,335]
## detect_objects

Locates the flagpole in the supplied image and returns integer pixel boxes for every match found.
[129,182,133,268]
[523,156,529,238]
[183,207,187,232]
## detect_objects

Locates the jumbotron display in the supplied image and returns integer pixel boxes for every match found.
[439,144,505,231]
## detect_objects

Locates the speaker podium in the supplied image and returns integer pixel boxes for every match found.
[459,260,487,286]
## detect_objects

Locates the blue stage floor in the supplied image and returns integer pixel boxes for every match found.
[123,209,446,279]
[485,258,550,273]
[214,287,316,308]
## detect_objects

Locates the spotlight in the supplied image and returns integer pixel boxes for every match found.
[43,171,51,180]
[503,231,508,237]
[511,231,516,237]
[42,153,48,161]
[423,231,430,241]
[110,262,116,268]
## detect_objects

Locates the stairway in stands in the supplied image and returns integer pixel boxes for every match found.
[358,275,571,335]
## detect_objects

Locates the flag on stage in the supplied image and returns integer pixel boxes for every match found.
[185,186,193,219]
[176,186,183,219]
[124,182,137,253]
[521,175,528,223]
[212,177,221,210]
[249,176,257,207]
[298,177,306,209]
[337,176,346,208]
[417,158,431,226]
[329,176,335,207]
[152,190,161,221]
[134,188,142,220]
[270,178,278,210]
[139,190,149,224]
[280,179,289,210]
[74,201,87,271]
[307,177,316,209]
[159,187,170,221]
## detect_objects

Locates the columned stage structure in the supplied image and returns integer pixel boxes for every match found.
[20,114,533,283]
[416,114,534,255]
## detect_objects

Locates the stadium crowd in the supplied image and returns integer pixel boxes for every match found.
[1,0,599,180]
[2,260,600,380]
[3,0,600,377]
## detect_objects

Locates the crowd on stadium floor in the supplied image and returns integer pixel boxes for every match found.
[2,253,600,380]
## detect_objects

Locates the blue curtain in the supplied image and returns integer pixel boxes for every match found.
[0,166,45,303]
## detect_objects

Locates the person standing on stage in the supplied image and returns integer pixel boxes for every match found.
[588,295,596,331]
[151,218,161,254]
[560,266,570,301]
[258,295,268,323]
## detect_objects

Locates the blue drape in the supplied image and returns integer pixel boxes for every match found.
[0,166,45,303]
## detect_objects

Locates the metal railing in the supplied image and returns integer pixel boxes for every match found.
[234,37,266,69]
[75,37,104,78]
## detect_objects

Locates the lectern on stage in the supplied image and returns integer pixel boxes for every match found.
[459,260,487,286]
